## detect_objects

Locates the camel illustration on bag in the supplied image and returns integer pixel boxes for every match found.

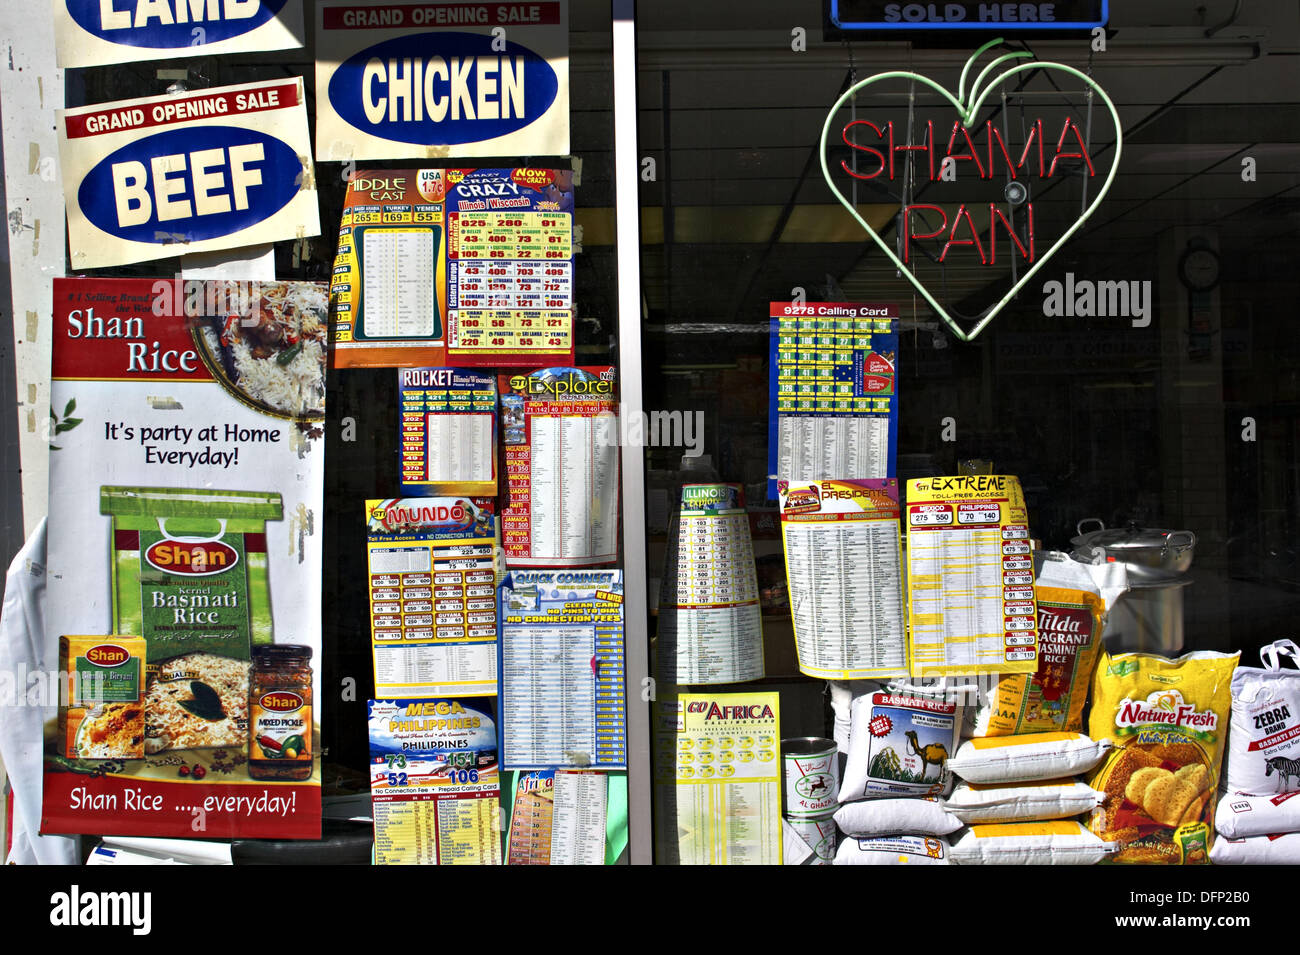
[905,731,949,782]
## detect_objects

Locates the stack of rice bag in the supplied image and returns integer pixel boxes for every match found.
[830,678,964,865]
[1212,639,1300,863]
[941,554,1127,864]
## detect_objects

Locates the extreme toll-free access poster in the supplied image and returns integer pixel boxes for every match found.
[42,277,326,839]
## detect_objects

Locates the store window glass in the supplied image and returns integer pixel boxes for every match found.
[637,1,1300,864]
[39,1,621,862]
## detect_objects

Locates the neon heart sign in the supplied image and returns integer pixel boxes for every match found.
[818,38,1122,342]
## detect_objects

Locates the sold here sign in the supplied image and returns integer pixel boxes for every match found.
[315,1,569,160]
[57,79,320,268]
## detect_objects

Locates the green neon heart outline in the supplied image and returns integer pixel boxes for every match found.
[818,38,1123,343]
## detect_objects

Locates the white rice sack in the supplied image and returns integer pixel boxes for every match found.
[841,683,963,801]
[833,835,950,866]
[834,797,961,837]
[946,778,1106,825]
[948,733,1112,784]
[829,680,874,754]
[1227,640,1300,796]
[1210,832,1300,865]
[1215,790,1300,839]
[950,821,1117,865]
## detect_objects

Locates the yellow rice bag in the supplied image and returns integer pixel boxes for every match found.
[1086,649,1239,865]
[970,584,1105,736]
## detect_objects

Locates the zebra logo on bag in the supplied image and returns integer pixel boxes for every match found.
[1265,756,1300,790]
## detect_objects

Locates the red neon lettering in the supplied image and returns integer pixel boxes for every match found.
[903,204,946,264]
[891,120,934,182]
[945,122,987,179]
[987,203,1034,264]
[940,204,987,264]
[1049,116,1097,179]
[1017,119,1045,178]
[841,120,886,180]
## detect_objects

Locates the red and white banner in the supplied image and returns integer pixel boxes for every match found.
[57,80,318,269]
[54,0,305,69]
[42,278,326,840]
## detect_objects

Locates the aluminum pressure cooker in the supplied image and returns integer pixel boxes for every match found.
[1070,519,1197,655]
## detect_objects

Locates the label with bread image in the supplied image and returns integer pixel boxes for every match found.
[1086,650,1239,864]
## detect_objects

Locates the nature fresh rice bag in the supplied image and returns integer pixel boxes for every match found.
[1086,649,1239,864]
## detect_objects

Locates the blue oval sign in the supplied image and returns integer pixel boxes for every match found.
[66,0,288,49]
[328,32,559,146]
[78,125,301,244]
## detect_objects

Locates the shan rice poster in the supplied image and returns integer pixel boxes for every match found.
[42,277,326,839]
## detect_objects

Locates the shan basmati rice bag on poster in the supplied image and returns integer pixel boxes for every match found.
[950,821,1116,865]
[841,684,962,801]
[948,732,1111,784]
[945,779,1106,825]
[1227,640,1300,796]
[833,835,950,866]
[1086,650,1238,864]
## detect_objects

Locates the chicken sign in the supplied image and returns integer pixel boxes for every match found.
[315,1,570,160]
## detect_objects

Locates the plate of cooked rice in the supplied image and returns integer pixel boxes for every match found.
[192,281,328,422]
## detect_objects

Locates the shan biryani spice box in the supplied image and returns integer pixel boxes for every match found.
[1086,650,1239,864]
[60,636,146,759]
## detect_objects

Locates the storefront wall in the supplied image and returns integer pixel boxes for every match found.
[2,0,1299,865]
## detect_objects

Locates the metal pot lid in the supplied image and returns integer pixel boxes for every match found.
[1072,519,1196,554]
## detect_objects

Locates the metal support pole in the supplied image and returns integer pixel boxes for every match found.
[611,0,652,864]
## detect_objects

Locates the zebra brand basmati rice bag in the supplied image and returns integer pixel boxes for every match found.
[945,779,1106,825]
[1086,649,1238,865]
[947,733,1111,784]
[966,554,1125,737]
[1227,640,1300,796]
[833,797,961,837]
[1209,832,1300,865]
[950,821,1116,865]
[833,835,950,866]
[1215,790,1300,839]
[841,683,962,801]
